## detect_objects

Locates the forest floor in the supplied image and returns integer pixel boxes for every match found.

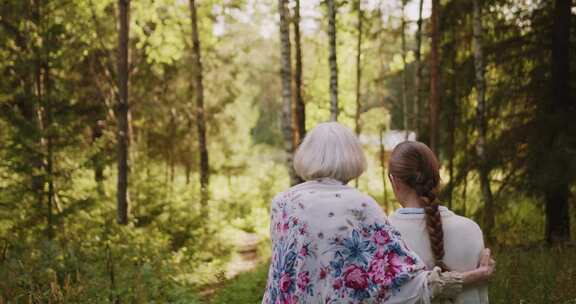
[206,244,576,304]
[198,232,264,302]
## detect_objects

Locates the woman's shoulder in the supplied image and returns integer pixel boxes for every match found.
[270,190,288,204]
[446,213,484,237]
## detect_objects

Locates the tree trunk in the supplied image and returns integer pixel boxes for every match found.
[379,126,388,213]
[185,161,191,185]
[447,25,458,210]
[278,0,299,185]
[473,0,495,243]
[401,0,408,134]
[116,0,130,225]
[33,0,55,238]
[354,0,363,188]
[545,184,571,243]
[293,0,306,146]
[354,0,362,137]
[91,120,105,195]
[168,108,177,185]
[429,0,440,154]
[413,0,424,137]
[44,41,55,239]
[461,124,470,217]
[546,0,571,244]
[16,1,45,227]
[447,104,455,210]
[106,244,120,304]
[327,0,339,121]
[189,0,210,212]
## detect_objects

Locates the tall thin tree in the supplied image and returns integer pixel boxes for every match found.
[293,0,306,145]
[327,0,339,121]
[279,0,299,185]
[447,25,458,210]
[413,0,424,136]
[116,0,130,225]
[401,0,408,134]
[429,0,440,154]
[354,0,363,137]
[379,126,388,213]
[189,0,210,212]
[353,0,363,187]
[473,0,494,242]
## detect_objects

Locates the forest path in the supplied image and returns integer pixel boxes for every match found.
[198,232,264,301]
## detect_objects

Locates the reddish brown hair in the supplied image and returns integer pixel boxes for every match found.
[389,141,448,270]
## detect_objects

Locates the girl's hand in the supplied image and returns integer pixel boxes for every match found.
[461,248,496,286]
[477,248,496,280]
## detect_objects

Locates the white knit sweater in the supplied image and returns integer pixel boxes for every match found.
[389,207,489,304]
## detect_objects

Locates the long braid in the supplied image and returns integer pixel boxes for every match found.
[420,187,448,271]
[389,141,448,271]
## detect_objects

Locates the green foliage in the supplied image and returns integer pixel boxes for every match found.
[210,263,270,304]
[210,248,576,304]
[0,208,203,303]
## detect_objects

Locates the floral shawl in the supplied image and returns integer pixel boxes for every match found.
[262,179,431,304]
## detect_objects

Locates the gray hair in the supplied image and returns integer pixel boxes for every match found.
[293,122,366,183]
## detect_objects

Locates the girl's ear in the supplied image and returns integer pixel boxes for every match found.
[388,174,398,191]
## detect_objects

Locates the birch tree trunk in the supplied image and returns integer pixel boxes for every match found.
[473,0,494,242]
[327,0,339,121]
[189,0,210,212]
[413,0,424,137]
[429,0,440,154]
[279,0,299,185]
[116,0,130,225]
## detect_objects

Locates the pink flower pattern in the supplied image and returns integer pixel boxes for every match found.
[262,188,425,304]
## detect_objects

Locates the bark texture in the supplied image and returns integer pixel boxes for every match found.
[429,0,440,154]
[327,0,339,121]
[413,0,424,136]
[279,0,299,185]
[293,0,306,146]
[117,0,130,225]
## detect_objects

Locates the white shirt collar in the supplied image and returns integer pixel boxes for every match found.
[394,206,453,217]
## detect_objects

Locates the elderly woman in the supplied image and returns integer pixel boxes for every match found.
[262,122,494,304]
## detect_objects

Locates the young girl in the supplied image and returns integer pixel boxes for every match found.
[388,141,489,303]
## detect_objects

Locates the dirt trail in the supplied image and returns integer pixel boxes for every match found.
[199,232,263,301]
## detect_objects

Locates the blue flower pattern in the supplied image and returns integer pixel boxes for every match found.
[262,188,425,304]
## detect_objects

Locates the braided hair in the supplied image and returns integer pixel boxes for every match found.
[389,141,448,271]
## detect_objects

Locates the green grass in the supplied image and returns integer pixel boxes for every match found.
[209,246,576,304]
[209,263,269,304]
[489,246,576,304]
